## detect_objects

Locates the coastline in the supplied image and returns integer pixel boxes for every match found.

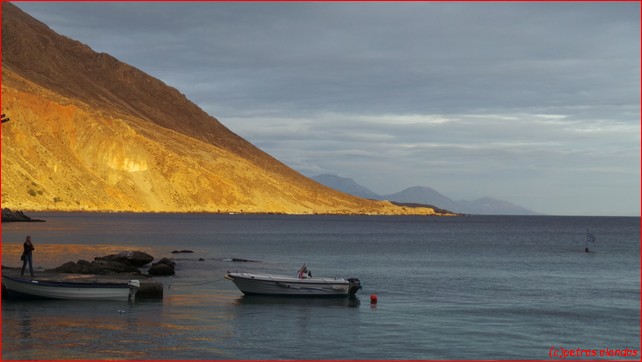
[1,208,46,222]
[1,207,460,217]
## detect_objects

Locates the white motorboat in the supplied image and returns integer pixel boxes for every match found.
[2,275,140,301]
[225,272,362,297]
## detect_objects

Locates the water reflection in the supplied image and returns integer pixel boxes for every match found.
[3,298,148,359]
[234,294,362,308]
[227,294,364,359]
[2,294,237,359]
[18,308,32,341]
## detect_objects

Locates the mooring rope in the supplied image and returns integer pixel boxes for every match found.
[167,277,227,289]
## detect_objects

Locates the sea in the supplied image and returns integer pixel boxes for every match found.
[1,213,639,360]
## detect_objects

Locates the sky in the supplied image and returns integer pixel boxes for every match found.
[11,2,641,216]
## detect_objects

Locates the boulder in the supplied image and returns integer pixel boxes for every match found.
[95,251,154,267]
[49,259,141,275]
[75,260,95,273]
[48,251,153,275]
[50,261,79,273]
[223,258,258,262]
[231,258,257,262]
[91,259,141,274]
[148,258,175,276]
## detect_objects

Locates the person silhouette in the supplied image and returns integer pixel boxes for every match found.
[21,235,35,277]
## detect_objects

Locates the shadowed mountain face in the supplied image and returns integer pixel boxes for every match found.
[1,3,444,215]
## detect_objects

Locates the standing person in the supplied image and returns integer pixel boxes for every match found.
[21,235,35,277]
[297,263,310,279]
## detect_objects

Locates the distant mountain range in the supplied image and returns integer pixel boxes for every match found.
[312,174,540,215]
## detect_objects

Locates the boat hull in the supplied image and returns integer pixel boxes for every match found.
[2,275,138,301]
[225,272,361,297]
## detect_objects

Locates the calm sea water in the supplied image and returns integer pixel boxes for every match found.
[1,213,639,360]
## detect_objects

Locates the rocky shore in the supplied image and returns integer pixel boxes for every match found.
[1,208,45,222]
[49,250,176,276]
[1,250,175,300]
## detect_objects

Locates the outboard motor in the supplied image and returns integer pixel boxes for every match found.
[346,278,362,297]
[128,280,141,301]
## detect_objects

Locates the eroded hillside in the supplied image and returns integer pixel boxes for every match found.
[1,3,444,215]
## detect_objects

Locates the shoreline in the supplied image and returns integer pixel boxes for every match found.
[2,208,460,217]
[1,208,46,222]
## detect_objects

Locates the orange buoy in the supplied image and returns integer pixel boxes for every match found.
[370,294,378,304]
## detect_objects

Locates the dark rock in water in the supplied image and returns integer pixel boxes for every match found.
[49,259,141,275]
[2,281,8,300]
[1,208,45,222]
[157,257,175,268]
[171,250,194,254]
[148,258,175,276]
[77,259,92,267]
[137,282,164,299]
[50,261,83,274]
[198,258,205,261]
[95,251,154,267]
[92,259,142,274]
[74,260,95,273]
[48,251,154,275]
[148,263,174,276]
[231,258,257,262]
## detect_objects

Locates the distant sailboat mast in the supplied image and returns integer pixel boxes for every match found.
[585,228,596,252]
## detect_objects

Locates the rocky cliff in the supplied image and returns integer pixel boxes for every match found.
[1,3,444,216]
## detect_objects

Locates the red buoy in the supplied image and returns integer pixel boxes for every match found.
[370,294,378,304]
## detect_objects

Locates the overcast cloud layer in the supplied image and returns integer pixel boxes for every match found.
[12,2,640,216]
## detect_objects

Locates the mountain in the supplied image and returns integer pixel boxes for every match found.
[0,3,446,216]
[456,197,538,215]
[311,174,380,199]
[313,174,539,215]
[383,186,459,212]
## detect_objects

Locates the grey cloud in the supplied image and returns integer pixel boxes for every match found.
[23,2,639,118]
